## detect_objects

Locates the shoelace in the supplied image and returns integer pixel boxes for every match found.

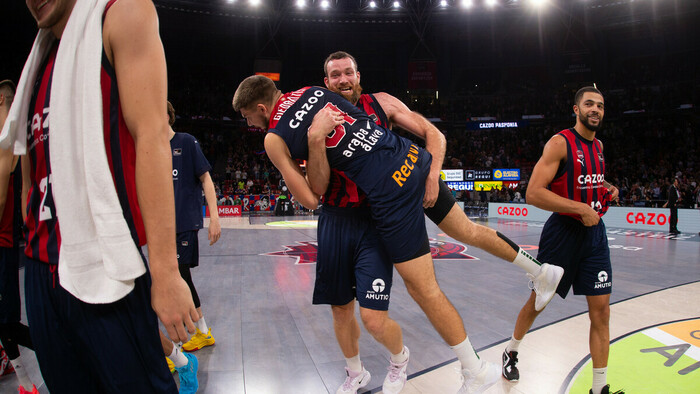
[386,361,404,381]
[527,273,538,293]
[341,371,359,391]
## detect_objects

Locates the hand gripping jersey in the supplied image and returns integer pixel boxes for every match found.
[323,94,390,208]
[549,128,611,219]
[268,87,415,196]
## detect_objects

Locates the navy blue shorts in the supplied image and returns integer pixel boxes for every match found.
[24,257,177,394]
[313,206,393,311]
[367,144,431,263]
[0,246,21,324]
[177,230,200,267]
[538,214,612,299]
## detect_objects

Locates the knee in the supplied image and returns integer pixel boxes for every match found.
[332,303,356,325]
[589,304,610,327]
[404,279,443,305]
[360,310,387,338]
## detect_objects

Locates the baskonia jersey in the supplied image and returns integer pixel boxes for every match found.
[268,87,413,196]
[24,39,146,264]
[171,132,212,233]
[323,93,390,208]
[549,128,610,219]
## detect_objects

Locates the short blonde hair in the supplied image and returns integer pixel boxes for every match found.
[232,75,279,111]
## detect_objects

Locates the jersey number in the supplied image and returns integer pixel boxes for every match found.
[322,102,356,148]
[39,175,53,221]
[590,201,602,212]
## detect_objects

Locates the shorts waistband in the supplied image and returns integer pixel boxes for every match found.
[320,205,371,217]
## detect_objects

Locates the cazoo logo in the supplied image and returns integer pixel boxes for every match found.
[497,206,528,217]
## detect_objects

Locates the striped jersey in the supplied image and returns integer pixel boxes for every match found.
[25,19,146,264]
[323,94,390,208]
[268,87,414,196]
[549,128,610,219]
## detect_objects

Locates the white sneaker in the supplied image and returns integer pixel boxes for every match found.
[458,362,500,394]
[383,346,409,394]
[336,366,371,394]
[528,263,564,311]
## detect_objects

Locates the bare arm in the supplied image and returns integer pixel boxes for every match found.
[264,133,320,209]
[0,149,14,218]
[104,0,196,342]
[199,172,221,245]
[306,107,344,196]
[526,135,600,226]
[374,92,446,208]
[21,156,30,222]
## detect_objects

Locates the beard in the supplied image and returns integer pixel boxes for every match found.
[348,83,363,105]
[579,113,603,132]
[331,83,363,104]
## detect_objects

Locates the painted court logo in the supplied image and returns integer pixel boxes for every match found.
[565,318,700,393]
[263,239,477,265]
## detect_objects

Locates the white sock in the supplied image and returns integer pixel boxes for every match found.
[592,367,607,394]
[390,346,408,364]
[506,336,522,353]
[451,337,483,373]
[512,248,541,275]
[169,344,188,368]
[10,358,33,391]
[196,316,209,334]
[345,353,362,373]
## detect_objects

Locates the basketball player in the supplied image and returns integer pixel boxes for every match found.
[0,79,37,394]
[167,101,221,352]
[501,87,623,394]
[0,0,197,391]
[232,75,562,392]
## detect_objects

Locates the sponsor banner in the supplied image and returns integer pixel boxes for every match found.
[493,168,520,181]
[465,169,492,181]
[407,61,437,90]
[474,181,502,191]
[503,181,520,189]
[440,169,464,182]
[489,204,700,234]
[446,181,474,191]
[465,120,527,130]
[205,194,280,216]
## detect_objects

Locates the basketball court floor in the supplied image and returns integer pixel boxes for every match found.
[1,213,698,393]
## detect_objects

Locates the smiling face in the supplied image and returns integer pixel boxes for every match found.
[574,91,605,132]
[26,0,76,37]
[324,57,362,105]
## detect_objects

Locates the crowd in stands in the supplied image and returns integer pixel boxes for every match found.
[168,60,698,212]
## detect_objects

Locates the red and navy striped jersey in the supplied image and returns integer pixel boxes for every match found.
[549,128,610,219]
[323,94,389,208]
[25,16,146,264]
[0,160,23,248]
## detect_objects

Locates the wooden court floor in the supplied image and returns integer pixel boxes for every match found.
[2,213,699,393]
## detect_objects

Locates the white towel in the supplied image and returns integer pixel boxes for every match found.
[0,0,145,304]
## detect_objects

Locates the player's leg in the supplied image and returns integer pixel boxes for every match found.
[0,248,36,392]
[427,180,563,310]
[502,291,541,382]
[161,330,198,392]
[178,231,214,352]
[332,301,371,394]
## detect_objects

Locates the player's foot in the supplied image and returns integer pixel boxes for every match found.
[18,385,39,394]
[383,346,409,394]
[590,384,625,394]
[182,327,215,352]
[175,352,199,394]
[502,350,519,382]
[166,356,175,373]
[529,263,564,311]
[458,361,500,393]
[336,366,371,394]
